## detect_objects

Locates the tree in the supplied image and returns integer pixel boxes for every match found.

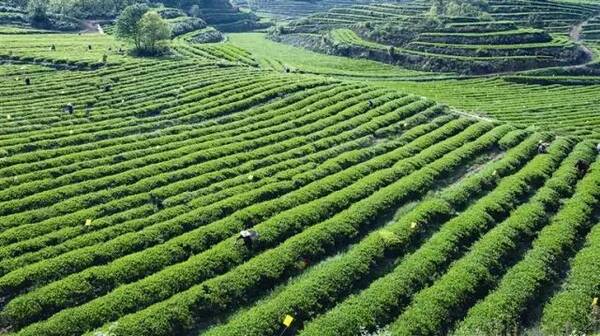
[27,0,49,27]
[115,3,149,50]
[428,0,445,17]
[138,11,171,54]
[428,0,487,18]
[528,13,544,28]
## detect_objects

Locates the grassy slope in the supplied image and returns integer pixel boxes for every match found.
[227,32,440,79]
[0,33,128,64]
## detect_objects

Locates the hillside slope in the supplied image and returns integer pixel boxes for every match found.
[272,0,600,74]
[0,26,599,336]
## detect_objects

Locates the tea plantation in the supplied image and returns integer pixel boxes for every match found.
[0,0,599,335]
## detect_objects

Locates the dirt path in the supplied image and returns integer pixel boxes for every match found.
[450,109,496,122]
[570,19,585,42]
[81,20,105,34]
[569,16,596,61]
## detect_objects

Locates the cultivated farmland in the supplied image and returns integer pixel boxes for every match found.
[1,0,600,335]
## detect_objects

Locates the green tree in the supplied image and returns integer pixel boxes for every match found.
[528,13,544,28]
[428,0,487,18]
[138,11,171,54]
[27,0,49,27]
[428,0,445,17]
[115,3,149,49]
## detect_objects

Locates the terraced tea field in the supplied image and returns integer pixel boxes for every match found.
[383,76,600,141]
[1,31,600,336]
[1,1,600,335]
[276,0,600,74]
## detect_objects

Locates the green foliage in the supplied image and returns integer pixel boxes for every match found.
[361,18,441,47]
[46,0,135,19]
[169,16,206,37]
[26,0,48,27]
[389,139,592,336]
[456,152,600,335]
[103,121,502,336]
[528,13,544,28]
[15,0,237,19]
[206,127,559,336]
[115,3,149,49]
[137,11,171,55]
[498,129,530,150]
[428,0,489,18]
[542,217,600,334]
[301,134,571,336]
[1,3,600,334]
[185,27,223,43]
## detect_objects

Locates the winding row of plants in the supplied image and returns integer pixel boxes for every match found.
[2,114,476,334]
[94,122,509,336]
[300,135,569,336]
[455,155,600,335]
[202,131,546,336]
[390,140,597,335]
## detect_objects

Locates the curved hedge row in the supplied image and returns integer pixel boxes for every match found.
[0,93,422,298]
[10,121,493,336]
[1,97,444,331]
[541,218,600,334]
[300,134,566,336]
[455,153,600,335]
[204,132,558,336]
[389,140,594,335]
[96,123,508,336]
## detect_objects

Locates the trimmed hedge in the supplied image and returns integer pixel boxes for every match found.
[300,134,566,336]
[455,152,600,335]
[96,124,508,336]
[13,121,495,336]
[205,133,560,336]
[389,140,594,335]
[541,218,600,334]
[1,98,448,331]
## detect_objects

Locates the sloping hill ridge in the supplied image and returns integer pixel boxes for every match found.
[232,0,379,19]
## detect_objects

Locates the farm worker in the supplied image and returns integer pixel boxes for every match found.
[24,77,30,86]
[50,44,56,51]
[88,44,92,50]
[237,229,259,248]
[64,103,74,114]
[297,257,310,270]
[576,159,589,177]
[368,100,373,108]
[537,140,549,154]
[150,193,164,210]
[85,102,93,117]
